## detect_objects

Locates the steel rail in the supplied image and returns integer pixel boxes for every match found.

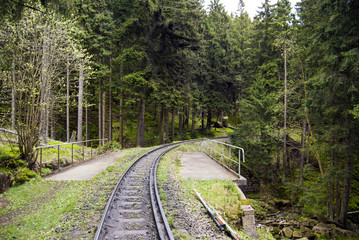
[94,138,225,240]
[94,145,163,240]
[150,145,179,240]
[94,142,183,240]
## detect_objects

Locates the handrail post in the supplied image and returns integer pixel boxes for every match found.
[58,145,60,170]
[82,144,85,162]
[71,143,74,164]
[238,150,241,175]
[91,141,93,157]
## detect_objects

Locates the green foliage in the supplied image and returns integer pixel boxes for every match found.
[102,141,121,151]
[230,130,278,181]
[13,168,38,186]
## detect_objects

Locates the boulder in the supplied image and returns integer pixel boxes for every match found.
[292,230,303,238]
[333,227,354,238]
[0,172,12,193]
[297,238,309,240]
[301,218,318,227]
[300,225,315,239]
[312,222,335,237]
[281,227,293,238]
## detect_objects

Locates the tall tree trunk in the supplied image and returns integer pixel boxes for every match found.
[184,106,189,129]
[119,96,124,147]
[108,61,112,142]
[102,92,106,144]
[77,59,84,142]
[339,134,353,226]
[137,98,145,147]
[11,60,15,131]
[159,106,164,144]
[171,107,175,142]
[39,26,50,143]
[98,91,102,145]
[336,179,341,218]
[118,52,124,148]
[66,56,70,142]
[50,98,55,140]
[206,108,212,131]
[178,109,183,139]
[328,150,335,221]
[299,120,306,185]
[220,111,224,126]
[85,103,88,146]
[165,108,169,143]
[282,44,288,183]
[191,109,195,135]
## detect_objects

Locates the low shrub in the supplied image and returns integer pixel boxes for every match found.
[13,167,38,186]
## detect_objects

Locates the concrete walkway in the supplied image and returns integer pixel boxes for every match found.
[45,152,126,181]
[179,152,239,180]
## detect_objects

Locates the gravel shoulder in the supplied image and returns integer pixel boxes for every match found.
[158,148,232,239]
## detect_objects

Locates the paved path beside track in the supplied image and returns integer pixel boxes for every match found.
[45,151,126,181]
[179,152,239,180]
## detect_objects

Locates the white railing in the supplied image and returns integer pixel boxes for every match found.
[199,138,245,176]
[36,138,108,175]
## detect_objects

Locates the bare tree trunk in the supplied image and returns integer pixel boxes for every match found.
[276,128,280,171]
[160,106,164,144]
[220,111,224,126]
[137,98,145,147]
[77,59,84,142]
[329,150,335,221]
[184,106,189,129]
[165,108,169,142]
[178,109,183,139]
[299,120,306,185]
[98,91,102,145]
[171,107,175,142]
[50,97,55,140]
[11,60,15,131]
[39,26,50,143]
[119,96,124,147]
[206,108,212,131]
[108,60,112,142]
[336,179,341,218]
[85,103,88,146]
[66,56,70,142]
[339,143,353,226]
[282,44,288,183]
[191,108,195,135]
[102,92,106,144]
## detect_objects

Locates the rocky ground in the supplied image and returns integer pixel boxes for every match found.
[252,197,359,239]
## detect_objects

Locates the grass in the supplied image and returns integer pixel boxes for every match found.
[0,146,152,239]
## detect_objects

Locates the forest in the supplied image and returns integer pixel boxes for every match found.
[0,0,358,233]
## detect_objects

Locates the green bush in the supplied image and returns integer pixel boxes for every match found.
[102,141,121,151]
[14,167,38,186]
[0,146,20,168]
[41,168,52,175]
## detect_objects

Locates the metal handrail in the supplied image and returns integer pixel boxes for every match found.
[199,138,245,176]
[36,138,108,175]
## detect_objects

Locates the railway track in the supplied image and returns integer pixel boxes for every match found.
[95,143,181,240]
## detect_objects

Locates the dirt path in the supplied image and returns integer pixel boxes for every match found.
[45,151,126,180]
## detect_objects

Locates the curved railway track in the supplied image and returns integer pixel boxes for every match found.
[95,143,182,240]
